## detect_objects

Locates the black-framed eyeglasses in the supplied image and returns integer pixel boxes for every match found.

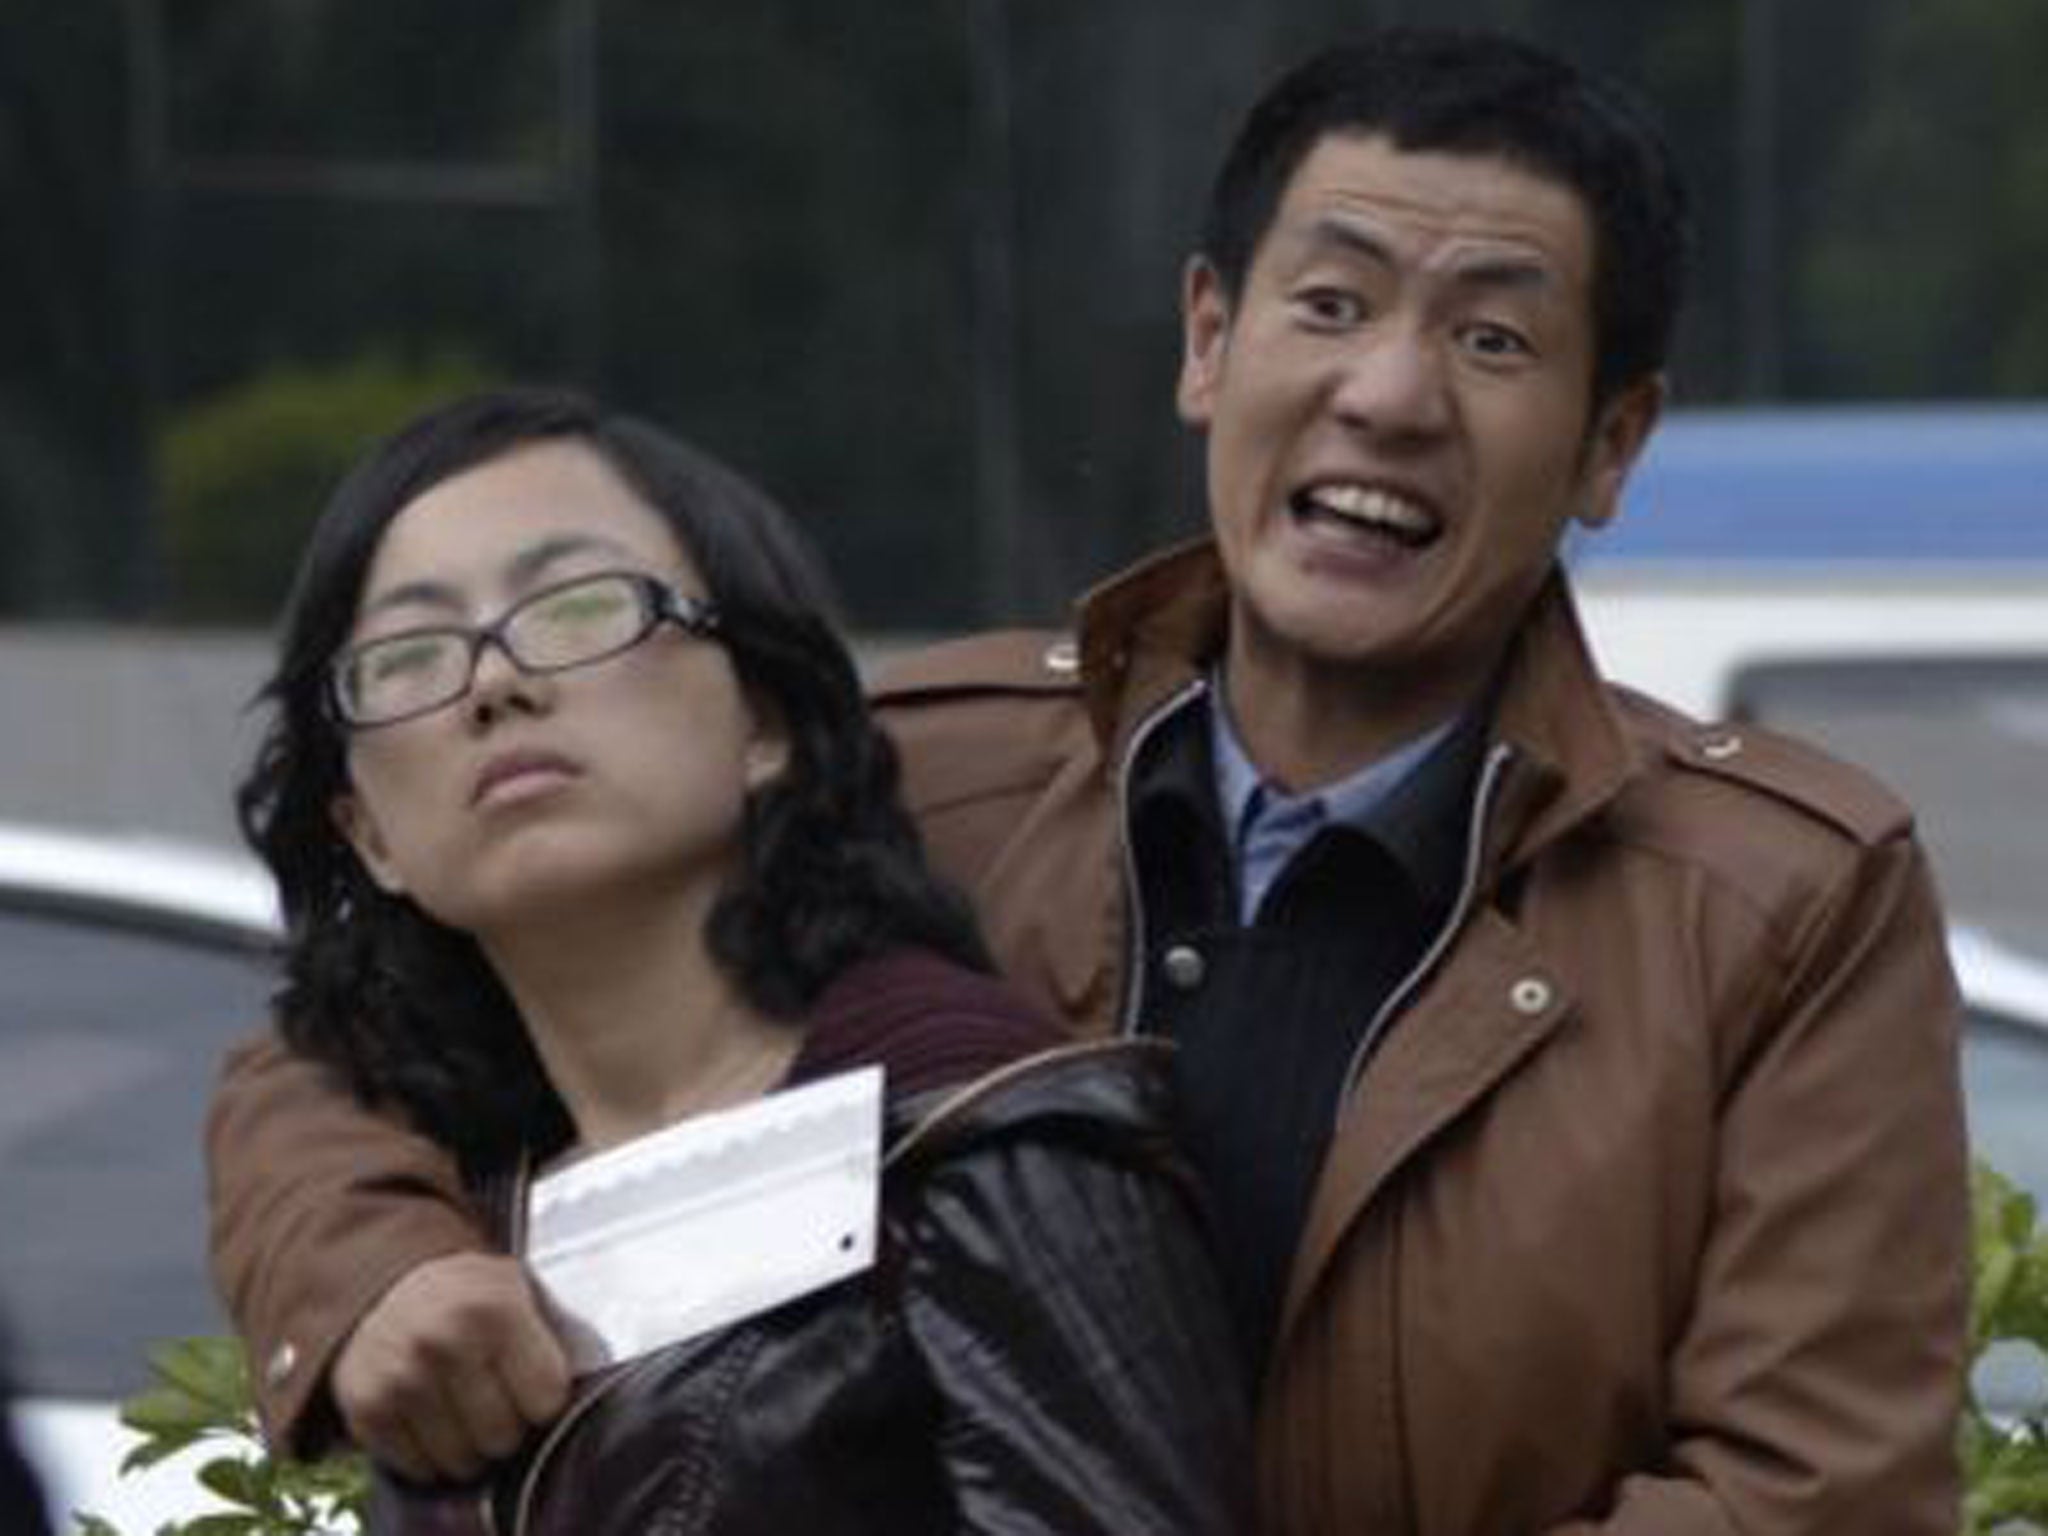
[329,570,722,729]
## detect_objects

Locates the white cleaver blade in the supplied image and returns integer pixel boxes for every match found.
[524,1065,884,1374]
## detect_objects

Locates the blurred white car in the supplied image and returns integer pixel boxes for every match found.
[4,792,2046,1526]
[0,823,279,1532]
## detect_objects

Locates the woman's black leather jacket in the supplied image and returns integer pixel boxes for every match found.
[372,1039,1250,1535]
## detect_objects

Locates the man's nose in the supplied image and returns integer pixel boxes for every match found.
[1328,325,1452,438]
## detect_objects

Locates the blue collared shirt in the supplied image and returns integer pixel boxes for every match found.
[1208,679,1459,925]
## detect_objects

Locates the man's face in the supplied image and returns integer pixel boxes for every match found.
[1178,133,1661,724]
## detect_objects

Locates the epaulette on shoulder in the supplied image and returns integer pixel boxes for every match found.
[868,629,1084,703]
[1622,689,1913,848]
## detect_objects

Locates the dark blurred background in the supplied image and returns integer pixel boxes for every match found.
[5,0,2047,632]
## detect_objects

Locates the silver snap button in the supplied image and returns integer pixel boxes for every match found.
[1043,639,1080,675]
[1161,944,1207,991]
[264,1340,300,1389]
[1700,732,1743,761]
[1509,976,1553,1015]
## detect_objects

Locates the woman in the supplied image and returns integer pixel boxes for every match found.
[236,387,1248,1534]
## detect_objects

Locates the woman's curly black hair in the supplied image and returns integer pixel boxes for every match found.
[237,387,990,1173]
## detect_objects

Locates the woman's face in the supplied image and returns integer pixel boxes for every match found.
[330,438,786,937]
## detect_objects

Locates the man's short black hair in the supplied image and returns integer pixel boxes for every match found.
[1198,27,1690,406]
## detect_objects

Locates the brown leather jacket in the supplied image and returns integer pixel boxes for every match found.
[867,542,1969,1534]
[210,541,1968,1534]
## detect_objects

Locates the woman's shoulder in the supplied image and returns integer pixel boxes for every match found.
[789,946,1070,1101]
[883,1036,1180,1175]
[792,947,1183,1175]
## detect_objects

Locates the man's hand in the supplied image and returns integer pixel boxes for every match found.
[330,1253,571,1483]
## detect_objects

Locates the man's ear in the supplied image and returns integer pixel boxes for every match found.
[331,791,406,895]
[1574,372,1666,531]
[1176,256,1233,428]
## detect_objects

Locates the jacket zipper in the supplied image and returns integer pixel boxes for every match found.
[506,1351,671,1536]
[1114,676,1209,1036]
[1330,741,1515,1129]
[496,1155,661,1536]
[466,1157,538,1536]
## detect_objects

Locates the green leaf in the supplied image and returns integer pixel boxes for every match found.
[119,1385,220,1439]
[145,1338,256,1423]
[289,1455,369,1496]
[2002,1186,2042,1249]
[119,1433,204,1476]
[194,1456,265,1513]
[171,1516,263,1536]
[102,1330,369,1534]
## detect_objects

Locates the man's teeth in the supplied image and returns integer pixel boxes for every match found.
[1297,485,1436,542]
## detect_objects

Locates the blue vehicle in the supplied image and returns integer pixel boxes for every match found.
[1578,403,2048,569]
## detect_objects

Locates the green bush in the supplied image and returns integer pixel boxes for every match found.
[159,353,489,624]
[76,1336,365,1535]
[1965,1163,2048,1534]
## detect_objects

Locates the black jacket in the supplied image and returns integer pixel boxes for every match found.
[372,956,1250,1535]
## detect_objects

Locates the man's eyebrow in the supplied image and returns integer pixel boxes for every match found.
[359,533,638,620]
[1442,253,1558,295]
[1298,217,1561,293]
[1301,217,1397,267]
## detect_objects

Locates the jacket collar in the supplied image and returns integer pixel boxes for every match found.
[1479,565,1641,867]
[1070,538,1641,868]
[1075,538,1229,754]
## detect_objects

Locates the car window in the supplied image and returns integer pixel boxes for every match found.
[0,904,276,1398]
[1730,656,2048,961]
[1733,660,2048,1205]
[1963,1006,2048,1206]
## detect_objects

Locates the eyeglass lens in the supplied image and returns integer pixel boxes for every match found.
[337,573,660,725]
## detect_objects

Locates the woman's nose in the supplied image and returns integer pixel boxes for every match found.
[464,634,547,726]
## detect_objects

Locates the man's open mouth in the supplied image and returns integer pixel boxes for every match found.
[1287,483,1441,549]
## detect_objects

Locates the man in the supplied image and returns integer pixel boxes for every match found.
[207,28,1969,1533]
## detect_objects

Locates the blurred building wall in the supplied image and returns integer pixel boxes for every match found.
[0,630,268,849]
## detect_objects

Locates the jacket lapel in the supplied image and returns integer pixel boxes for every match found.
[1263,573,1639,1348]
[1274,907,1569,1344]
[1077,549,1646,1350]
